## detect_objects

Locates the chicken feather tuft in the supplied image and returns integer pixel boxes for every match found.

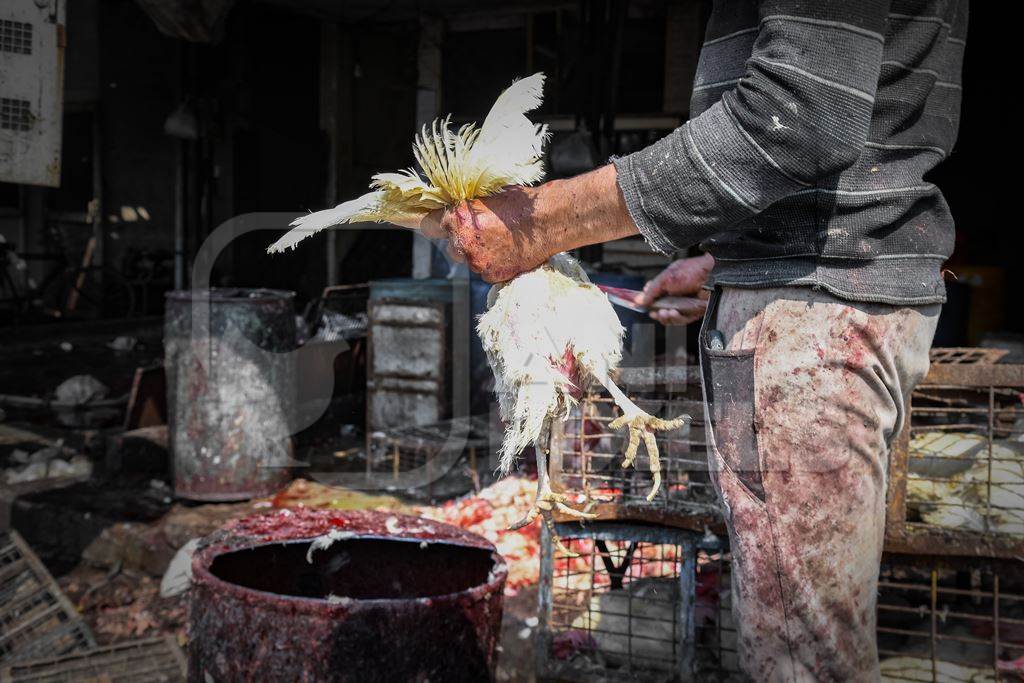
[266,73,549,253]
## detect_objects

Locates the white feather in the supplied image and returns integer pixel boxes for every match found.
[266,73,550,255]
[478,253,624,473]
[465,73,549,196]
[266,191,384,254]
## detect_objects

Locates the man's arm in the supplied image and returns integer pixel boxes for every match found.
[428,166,636,282]
[436,0,891,283]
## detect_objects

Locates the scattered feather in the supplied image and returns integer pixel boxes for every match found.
[305,528,355,563]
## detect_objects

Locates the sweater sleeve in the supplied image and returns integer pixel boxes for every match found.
[613,0,891,254]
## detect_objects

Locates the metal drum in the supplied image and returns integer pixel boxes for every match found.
[189,509,508,682]
[164,288,296,501]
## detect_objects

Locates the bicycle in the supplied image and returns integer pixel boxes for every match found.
[0,231,135,324]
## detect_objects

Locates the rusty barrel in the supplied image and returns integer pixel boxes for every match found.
[189,509,508,682]
[165,288,296,500]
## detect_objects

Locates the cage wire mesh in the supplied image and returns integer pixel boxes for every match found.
[538,521,725,681]
[904,369,1024,539]
[549,366,718,518]
[877,555,1024,681]
[365,415,489,482]
[1,636,187,682]
[540,536,1024,681]
[0,532,94,665]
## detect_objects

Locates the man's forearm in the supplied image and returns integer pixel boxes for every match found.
[438,164,641,282]
[532,164,640,254]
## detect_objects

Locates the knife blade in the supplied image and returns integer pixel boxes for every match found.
[596,284,706,316]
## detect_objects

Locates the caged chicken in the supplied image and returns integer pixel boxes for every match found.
[267,73,686,535]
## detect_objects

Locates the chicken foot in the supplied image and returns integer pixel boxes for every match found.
[509,444,595,556]
[597,373,688,502]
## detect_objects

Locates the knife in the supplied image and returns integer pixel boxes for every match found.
[595,284,707,316]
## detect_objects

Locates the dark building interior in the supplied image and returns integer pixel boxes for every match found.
[1,1,1021,680]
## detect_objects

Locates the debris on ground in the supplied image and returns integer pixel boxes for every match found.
[1,636,186,682]
[159,538,200,598]
[106,335,138,352]
[415,476,544,594]
[60,566,188,644]
[54,374,106,406]
[3,451,92,485]
[53,374,113,427]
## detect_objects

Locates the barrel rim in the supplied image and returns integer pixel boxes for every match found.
[191,509,508,614]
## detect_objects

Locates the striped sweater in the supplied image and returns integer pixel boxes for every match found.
[613,0,967,305]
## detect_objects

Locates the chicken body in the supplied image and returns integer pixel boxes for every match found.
[479,254,686,533]
[266,72,685,537]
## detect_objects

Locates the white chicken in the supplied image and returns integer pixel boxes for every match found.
[267,73,686,533]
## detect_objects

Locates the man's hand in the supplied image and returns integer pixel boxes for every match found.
[425,165,641,283]
[637,253,714,325]
[426,187,553,283]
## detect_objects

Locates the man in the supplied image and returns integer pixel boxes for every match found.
[427,1,967,680]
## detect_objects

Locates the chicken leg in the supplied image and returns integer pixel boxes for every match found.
[509,443,595,555]
[596,373,688,502]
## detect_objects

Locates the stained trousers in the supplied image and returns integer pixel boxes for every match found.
[700,286,939,682]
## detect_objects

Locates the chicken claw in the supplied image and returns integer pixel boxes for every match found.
[509,447,596,556]
[609,413,688,501]
[509,489,596,531]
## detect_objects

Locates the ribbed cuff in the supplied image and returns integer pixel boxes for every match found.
[612,153,681,256]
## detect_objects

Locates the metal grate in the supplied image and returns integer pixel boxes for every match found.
[930,348,1009,366]
[538,522,700,681]
[366,415,490,493]
[0,636,186,682]
[903,382,1024,539]
[0,20,32,55]
[877,556,1024,681]
[549,366,719,525]
[0,531,95,665]
[0,100,31,133]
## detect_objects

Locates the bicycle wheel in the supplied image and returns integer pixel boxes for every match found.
[38,266,136,320]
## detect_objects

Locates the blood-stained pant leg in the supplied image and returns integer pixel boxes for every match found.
[700,287,938,682]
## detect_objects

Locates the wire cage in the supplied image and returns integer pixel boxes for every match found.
[540,536,1024,682]
[886,349,1024,558]
[697,552,1024,682]
[0,531,94,666]
[0,636,187,682]
[365,415,491,497]
[537,521,719,681]
[877,554,1024,682]
[548,365,720,528]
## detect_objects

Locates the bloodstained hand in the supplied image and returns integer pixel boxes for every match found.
[637,254,714,326]
[429,187,553,283]
[426,165,641,283]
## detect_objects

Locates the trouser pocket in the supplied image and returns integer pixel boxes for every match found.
[699,289,765,503]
